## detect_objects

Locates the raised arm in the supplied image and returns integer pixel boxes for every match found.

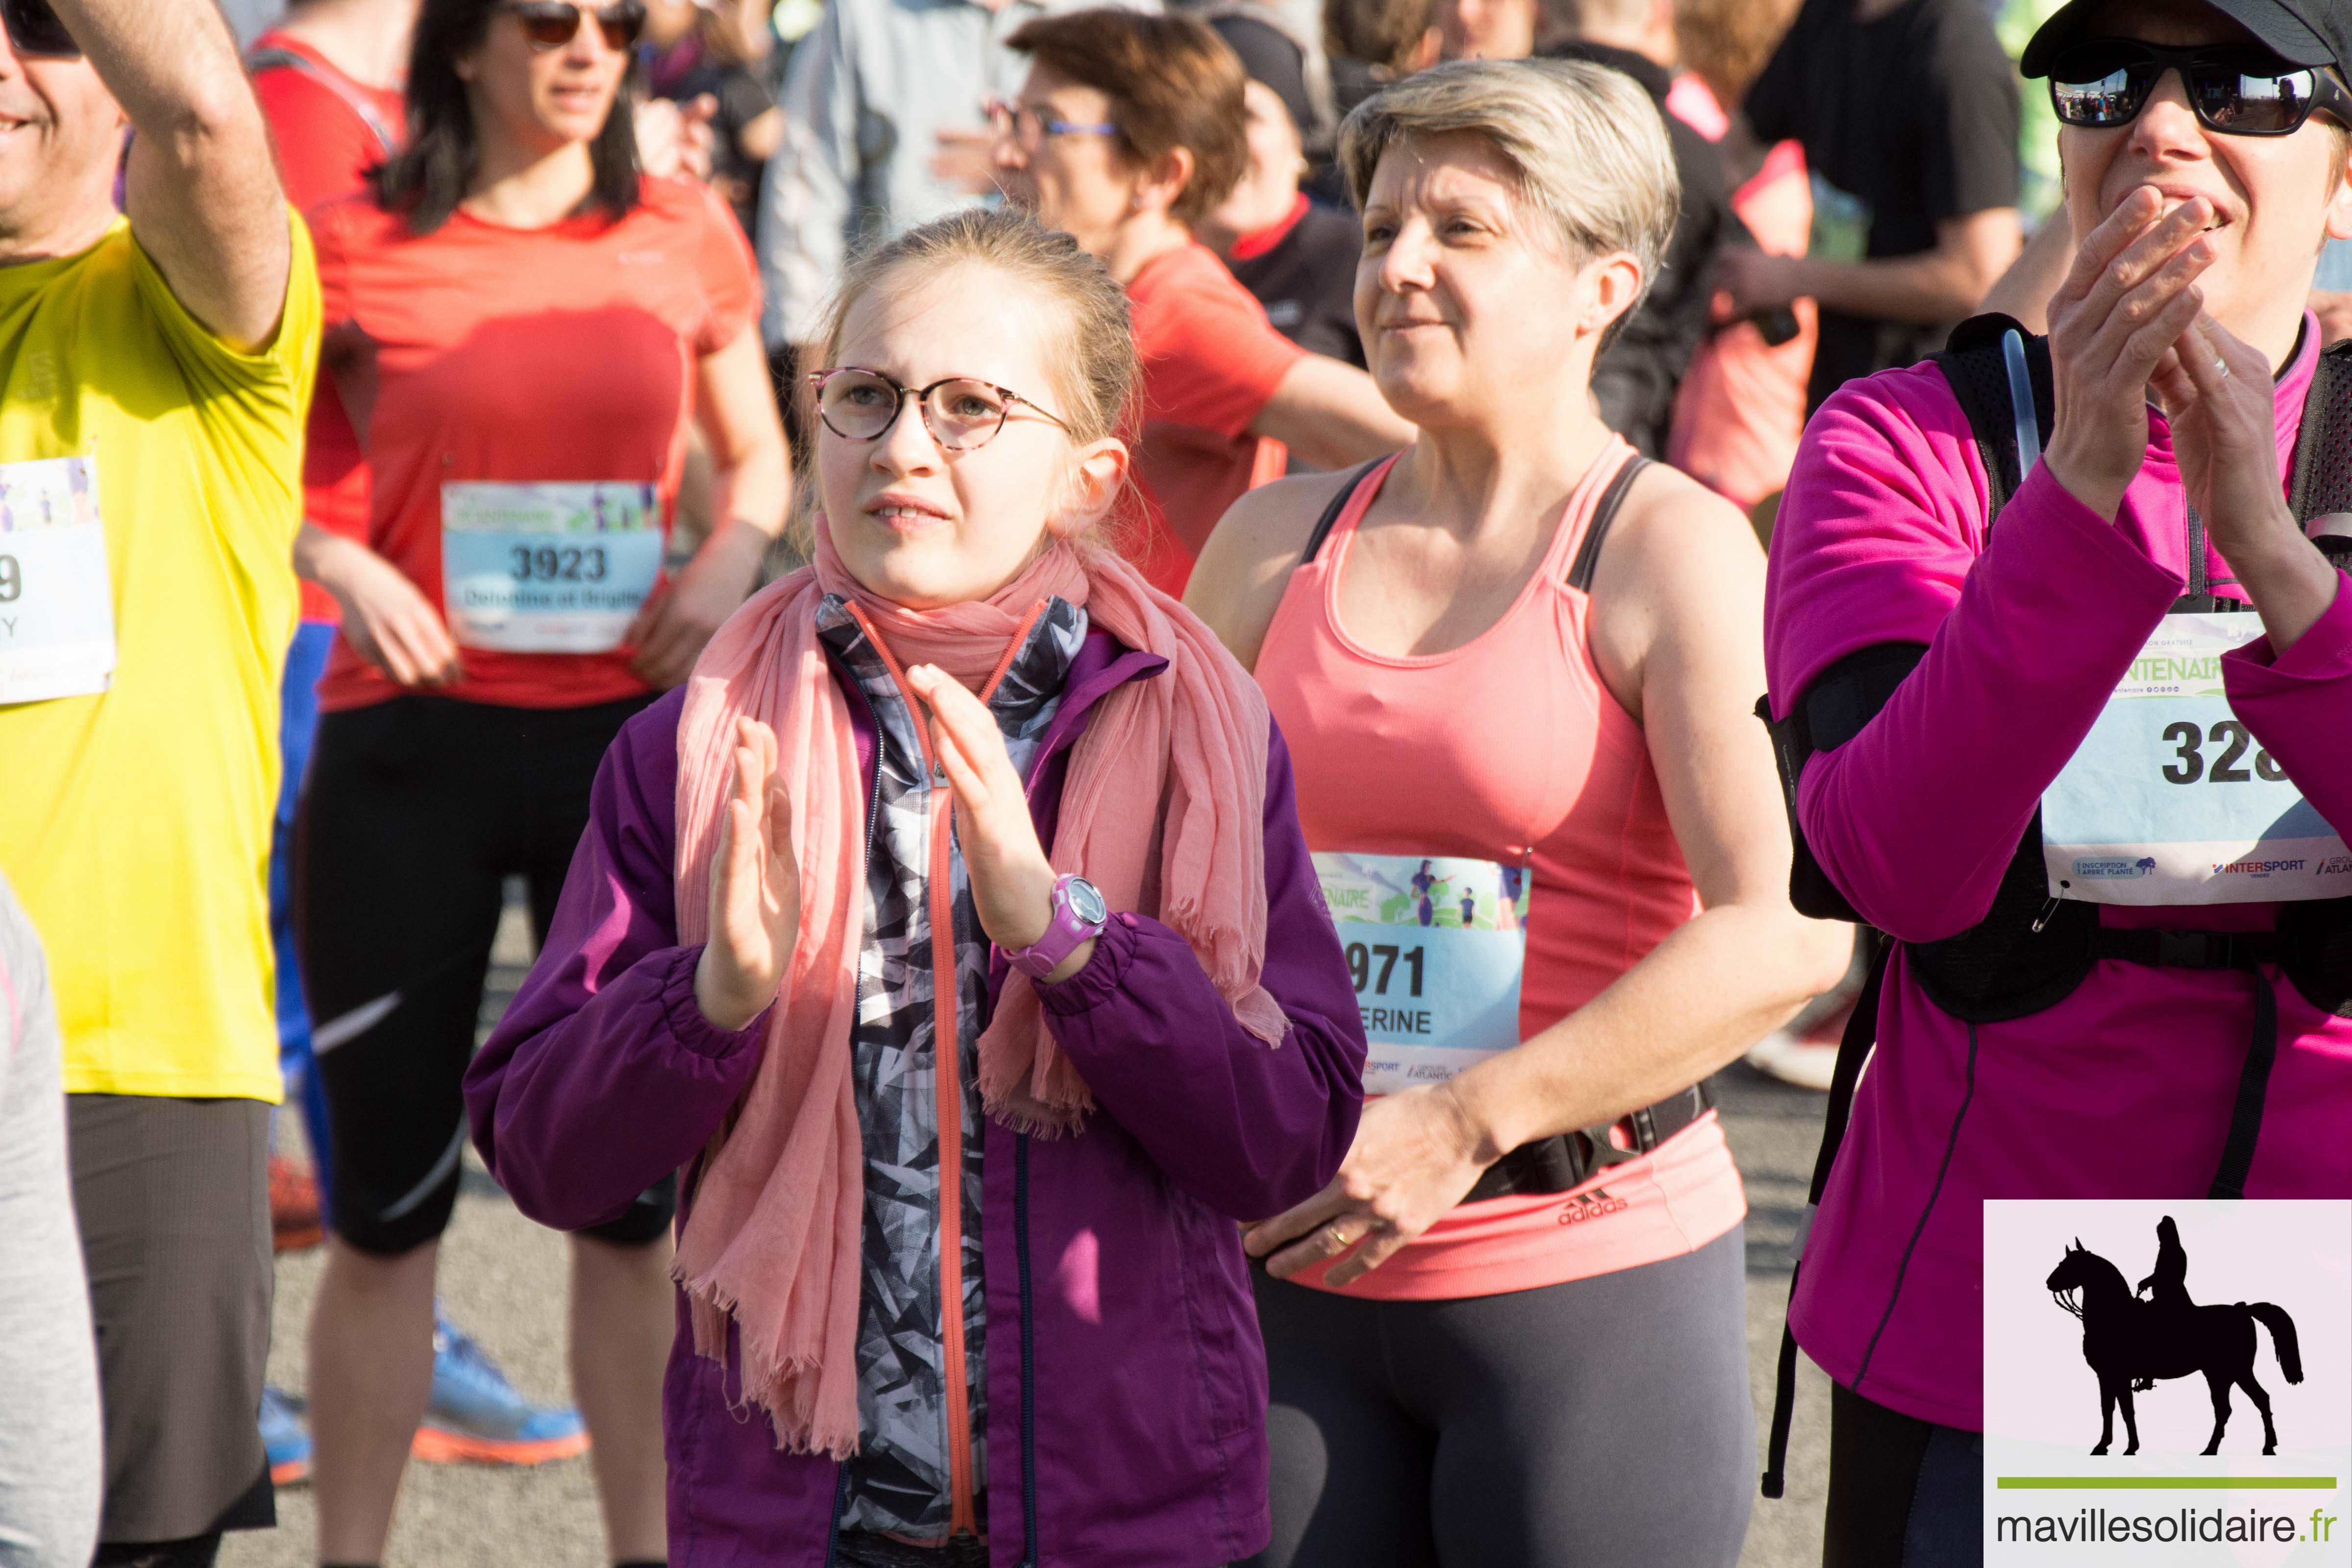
[54,0,289,349]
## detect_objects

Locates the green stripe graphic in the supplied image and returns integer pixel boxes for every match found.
[1997,1477,2339,1491]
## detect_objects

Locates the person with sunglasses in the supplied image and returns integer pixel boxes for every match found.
[290,1,789,1564]
[996,8,1416,594]
[464,204,1367,1568]
[0,0,316,1563]
[1762,0,2352,1558]
[247,0,613,1493]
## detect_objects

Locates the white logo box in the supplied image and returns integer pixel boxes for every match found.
[1984,1200,2352,1565]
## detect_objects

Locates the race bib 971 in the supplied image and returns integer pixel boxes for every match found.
[0,455,115,706]
[441,481,662,654]
[2041,611,2350,905]
[1312,853,1530,1096]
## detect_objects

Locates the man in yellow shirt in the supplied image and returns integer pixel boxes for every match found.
[0,0,318,1559]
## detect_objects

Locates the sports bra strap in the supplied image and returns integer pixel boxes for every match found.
[1298,458,1386,566]
[1567,453,1650,592]
[1298,446,1647,588]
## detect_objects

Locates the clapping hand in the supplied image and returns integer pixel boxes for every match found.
[904,663,1095,980]
[2151,312,2290,565]
[692,717,801,1031]
[2042,186,2218,520]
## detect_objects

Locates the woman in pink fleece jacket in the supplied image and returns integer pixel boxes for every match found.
[1764,0,2352,1558]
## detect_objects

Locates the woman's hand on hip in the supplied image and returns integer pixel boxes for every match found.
[905,664,1066,957]
[2043,187,2217,521]
[1243,1083,1494,1286]
[693,716,801,1031]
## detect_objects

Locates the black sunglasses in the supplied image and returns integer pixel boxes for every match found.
[499,1,647,52]
[2050,39,2352,136]
[1,0,78,58]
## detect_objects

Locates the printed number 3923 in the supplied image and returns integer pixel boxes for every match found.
[2161,720,2287,785]
[508,545,609,583]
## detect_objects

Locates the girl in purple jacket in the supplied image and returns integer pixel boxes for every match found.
[1765,0,2352,1558]
[465,208,1366,1568]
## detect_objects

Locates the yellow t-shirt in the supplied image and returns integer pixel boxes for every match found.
[0,212,320,1102]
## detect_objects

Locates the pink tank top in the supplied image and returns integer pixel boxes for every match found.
[1256,441,1746,1299]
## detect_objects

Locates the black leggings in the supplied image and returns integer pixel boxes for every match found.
[1246,1224,1754,1568]
[297,694,673,1256]
[1823,1380,1982,1567]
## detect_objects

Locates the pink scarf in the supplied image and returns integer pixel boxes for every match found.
[669,520,1284,1455]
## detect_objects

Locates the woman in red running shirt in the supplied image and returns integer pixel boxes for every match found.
[991,9,1412,595]
[291,3,789,1564]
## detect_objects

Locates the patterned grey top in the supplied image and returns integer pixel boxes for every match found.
[815,594,1088,1543]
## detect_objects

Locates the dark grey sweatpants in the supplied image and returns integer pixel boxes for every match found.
[1247,1223,1755,1568]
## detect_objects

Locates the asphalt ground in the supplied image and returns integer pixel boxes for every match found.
[223,902,1836,1568]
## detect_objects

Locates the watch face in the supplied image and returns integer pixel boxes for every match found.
[1064,876,1108,926]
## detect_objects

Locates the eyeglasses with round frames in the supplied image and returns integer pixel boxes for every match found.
[985,97,1121,146]
[808,368,1074,452]
[499,0,647,52]
[2049,40,2352,137]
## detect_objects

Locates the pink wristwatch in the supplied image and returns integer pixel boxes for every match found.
[1003,874,1109,980]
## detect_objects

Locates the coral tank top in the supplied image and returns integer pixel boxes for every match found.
[1256,441,1745,1299]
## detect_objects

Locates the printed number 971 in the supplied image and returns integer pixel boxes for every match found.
[1346,941,1424,998]
[2161,720,2286,785]
[0,555,17,602]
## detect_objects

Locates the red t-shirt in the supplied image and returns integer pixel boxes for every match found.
[1124,242,1301,594]
[310,175,760,711]
[250,31,408,624]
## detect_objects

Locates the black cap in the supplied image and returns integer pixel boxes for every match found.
[2021,0,2350,76]
[1209,14,1315,134]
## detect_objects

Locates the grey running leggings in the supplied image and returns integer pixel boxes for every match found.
[1246,1223,1754,1568]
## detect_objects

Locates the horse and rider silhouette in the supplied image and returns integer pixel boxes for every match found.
[2045,1217,2302,1457]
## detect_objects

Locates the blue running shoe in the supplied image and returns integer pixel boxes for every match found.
[260,1385,311,1485]
[413,1312,590,1466]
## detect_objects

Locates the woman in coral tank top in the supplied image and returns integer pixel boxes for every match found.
[1188,60,1850,1568]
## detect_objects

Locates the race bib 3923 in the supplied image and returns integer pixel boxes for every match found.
[441,481,662,654]
[0,455,114,706]
[1312,852,1530,1096]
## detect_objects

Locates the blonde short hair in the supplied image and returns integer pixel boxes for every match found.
[1338,58,1681,342]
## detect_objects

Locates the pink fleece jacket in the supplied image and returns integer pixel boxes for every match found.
[1764,319,2352,1430]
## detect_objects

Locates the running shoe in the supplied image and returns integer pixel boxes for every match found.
[411,1317,590,1466]
[260,1385,312,1486]
[269,1153,324,1253]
